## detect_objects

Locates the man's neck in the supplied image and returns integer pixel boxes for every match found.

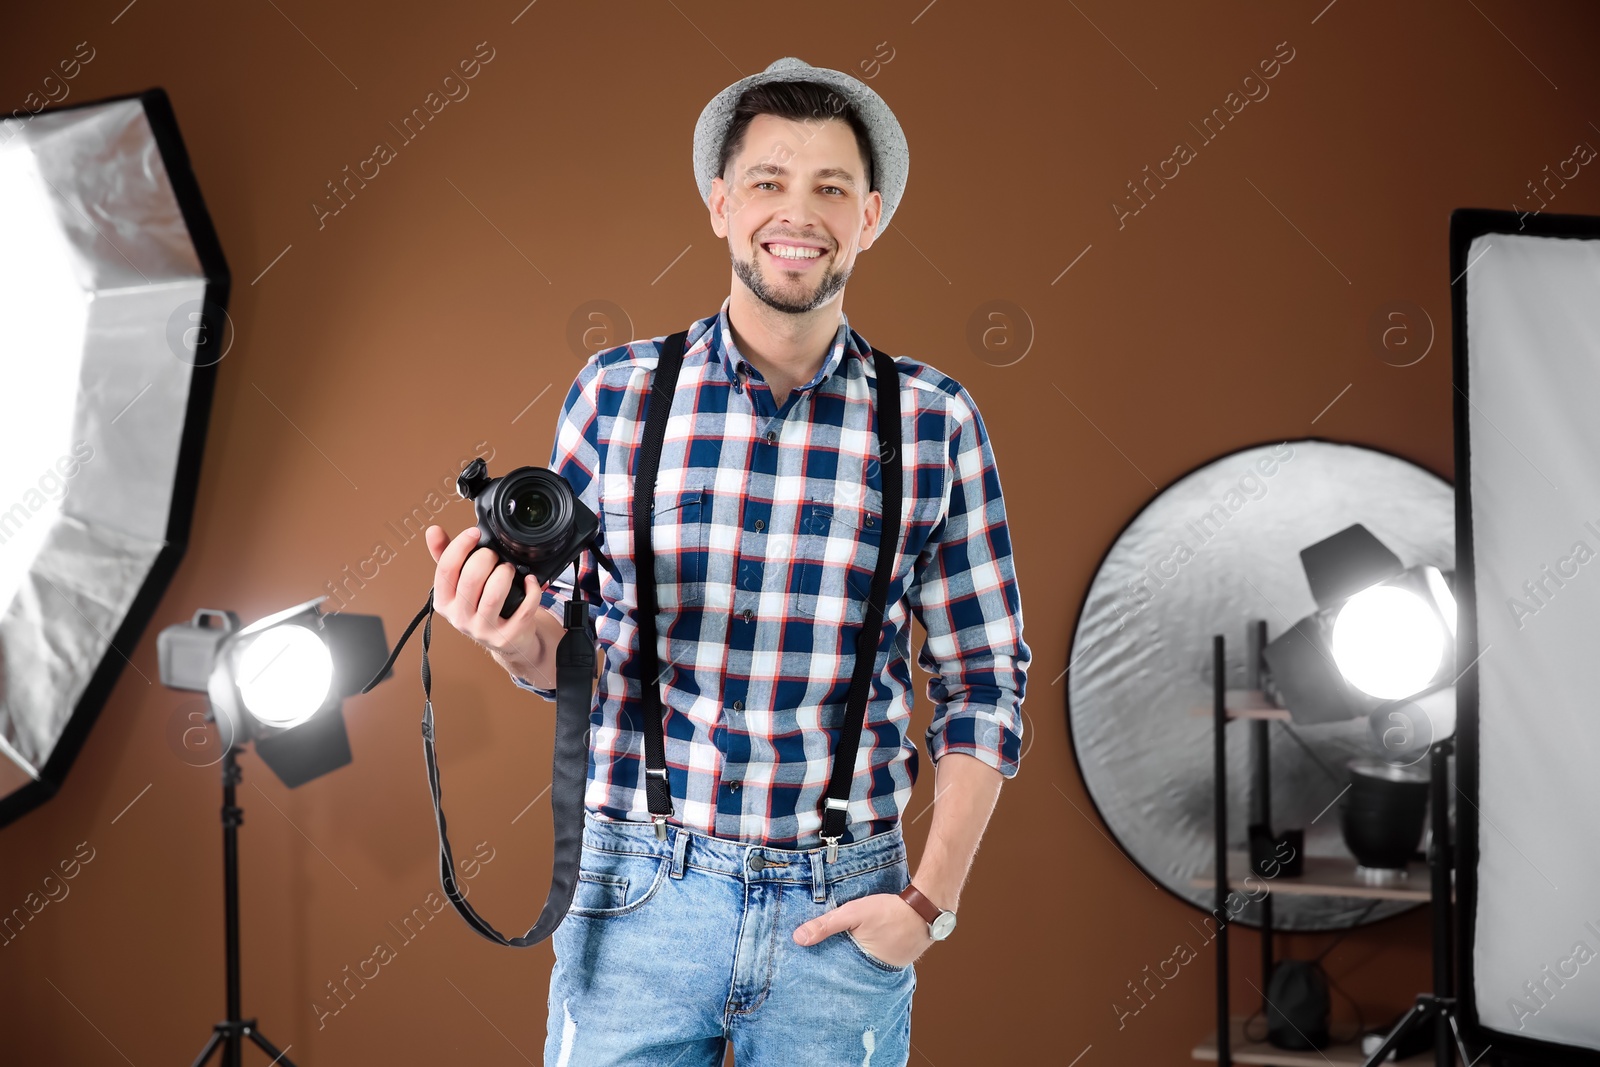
[726,288,842,404]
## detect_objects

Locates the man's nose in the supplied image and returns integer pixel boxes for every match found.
[774,188,821,229]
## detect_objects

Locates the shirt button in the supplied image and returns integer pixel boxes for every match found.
[739,608,754,621]
[728,781,742,793]
[865,516,875,527]
[733,700,744,711]
[765,430,777,444]
[754,519,765,531]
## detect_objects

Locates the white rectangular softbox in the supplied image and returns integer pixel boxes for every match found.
[1455,207,1600,1062]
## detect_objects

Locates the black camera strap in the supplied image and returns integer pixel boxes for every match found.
[363,579,596,948]
[634,330,902,861]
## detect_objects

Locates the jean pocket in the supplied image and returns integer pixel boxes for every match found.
[565,848,670,919]
[841,928,910,974]
[824,856,912,973]
[601,483,710,608]
[793,490,885,622]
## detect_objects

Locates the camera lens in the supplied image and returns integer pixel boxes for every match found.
[505,487,553,534]
[487,468,573,557]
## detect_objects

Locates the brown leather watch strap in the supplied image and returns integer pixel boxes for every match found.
[898,883,944,925]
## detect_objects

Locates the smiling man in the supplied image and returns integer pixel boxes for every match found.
[513,56,1030,1066]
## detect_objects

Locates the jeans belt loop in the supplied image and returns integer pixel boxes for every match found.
[670,824,690,880]
[809,849,828,903]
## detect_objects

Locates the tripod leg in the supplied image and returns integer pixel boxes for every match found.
[190,1028,226,1067]
[245,1027,297,1067]
[1363,1000,1435,1067]
[1447,1010,1476,1066]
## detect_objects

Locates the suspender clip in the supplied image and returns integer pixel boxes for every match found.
[654,815,668,840]
[822,835,840,864]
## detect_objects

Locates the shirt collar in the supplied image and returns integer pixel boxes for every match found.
[707,294,860,394]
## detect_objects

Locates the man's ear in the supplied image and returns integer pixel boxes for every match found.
[708,177,730,239]
[857,189,884,252]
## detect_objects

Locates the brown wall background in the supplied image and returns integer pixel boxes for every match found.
[4,1,1600,1063]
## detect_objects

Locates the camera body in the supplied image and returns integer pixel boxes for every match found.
[456,459,610,619]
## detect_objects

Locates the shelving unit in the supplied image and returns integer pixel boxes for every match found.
[1193,625,1432,1067]
[1194,1019,1370,1066]
[1194,852,1439,902]
[1188,689,1290,720]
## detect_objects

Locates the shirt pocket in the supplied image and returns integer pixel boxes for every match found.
[601,483,711,608]
[792,489,885,623]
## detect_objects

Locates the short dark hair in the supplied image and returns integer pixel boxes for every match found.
[717,80,876,197]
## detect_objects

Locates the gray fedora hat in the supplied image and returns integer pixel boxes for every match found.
[693,56,910,233]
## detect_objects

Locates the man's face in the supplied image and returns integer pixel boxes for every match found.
[709,112,882,315]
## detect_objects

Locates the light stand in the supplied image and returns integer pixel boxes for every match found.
[190,743,298,1067]
[159,600,391,1067]
[1360,738,1472,1067]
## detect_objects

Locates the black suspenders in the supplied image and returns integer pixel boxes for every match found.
[633,329,903,860]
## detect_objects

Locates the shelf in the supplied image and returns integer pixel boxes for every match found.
[1189,689,1292,720]
[1191,851,1445,901]
[1193,1019,1372,1065]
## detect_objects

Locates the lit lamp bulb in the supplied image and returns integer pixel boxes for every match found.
[236,625,333,729]
[1331,585,1446,700]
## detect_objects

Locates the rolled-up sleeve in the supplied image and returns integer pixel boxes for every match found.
[518,354,607,702]
[905,381,1030,778]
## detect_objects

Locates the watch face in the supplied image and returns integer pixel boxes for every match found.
[930,911,957,940]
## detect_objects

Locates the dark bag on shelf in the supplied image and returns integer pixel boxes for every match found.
[1266,958,1331,1050]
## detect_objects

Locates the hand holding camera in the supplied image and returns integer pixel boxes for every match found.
[425,524,549,681]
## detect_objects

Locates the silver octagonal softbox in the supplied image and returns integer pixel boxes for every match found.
[0,89,227,825]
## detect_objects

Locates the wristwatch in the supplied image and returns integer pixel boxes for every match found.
[898,883,957,941]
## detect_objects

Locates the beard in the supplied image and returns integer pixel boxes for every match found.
[731,242,852,314]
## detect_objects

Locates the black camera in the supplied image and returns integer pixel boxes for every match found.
[455,459,617,619]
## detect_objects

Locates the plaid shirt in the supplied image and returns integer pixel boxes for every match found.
[514,295,1029,848]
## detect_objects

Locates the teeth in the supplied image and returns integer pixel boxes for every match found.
[765,243,822,260]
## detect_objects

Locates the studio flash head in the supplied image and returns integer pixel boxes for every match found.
[455,459,615,618]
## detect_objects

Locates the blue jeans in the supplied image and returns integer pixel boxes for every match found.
[544,812,918,1066]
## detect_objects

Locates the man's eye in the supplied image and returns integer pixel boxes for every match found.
[822,186,844,196]
[755,181,778,191]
